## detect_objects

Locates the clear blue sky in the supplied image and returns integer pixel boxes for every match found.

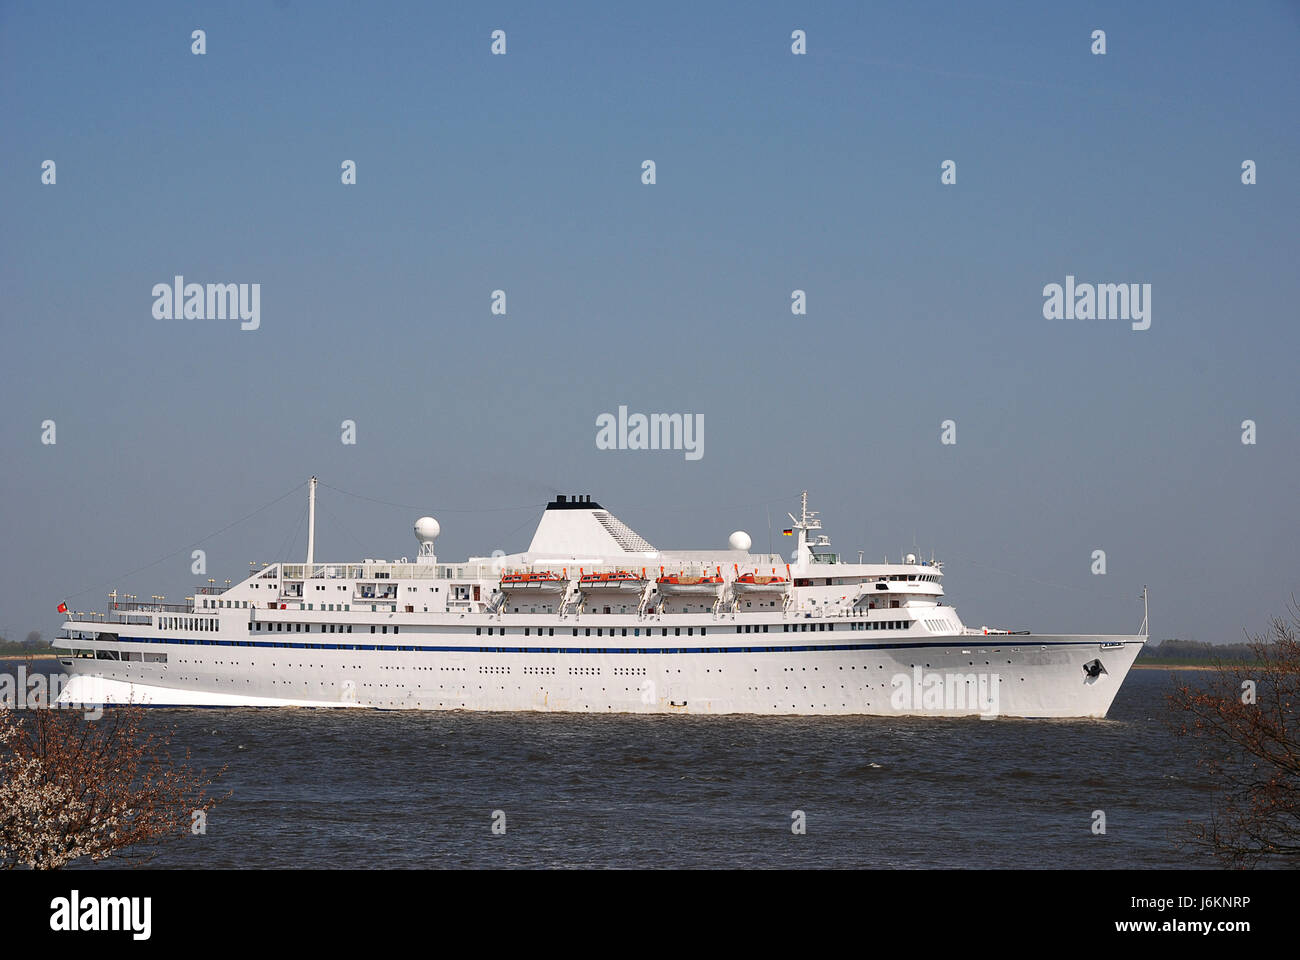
[2,1,1297,645]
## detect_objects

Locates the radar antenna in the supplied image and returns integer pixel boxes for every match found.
[787,490,829,567]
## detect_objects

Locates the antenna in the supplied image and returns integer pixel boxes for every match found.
[786,490,825,569]
[1139,585,1149,639]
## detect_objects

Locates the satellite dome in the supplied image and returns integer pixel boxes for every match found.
[729,530,752,551]
[906,553,916,565]
[414,517,441,542]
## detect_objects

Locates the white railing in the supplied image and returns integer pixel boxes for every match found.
[275,555,793,584]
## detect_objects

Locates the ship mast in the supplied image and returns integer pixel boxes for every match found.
[306,476,318,572]
[787,490,824,570]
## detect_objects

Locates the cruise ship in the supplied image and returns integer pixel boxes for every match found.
[56,481,1147,718]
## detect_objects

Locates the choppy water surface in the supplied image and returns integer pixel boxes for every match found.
[10,663,1214,868]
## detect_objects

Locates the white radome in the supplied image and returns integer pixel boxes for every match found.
[414,517,441,542]
[728,530,752,551]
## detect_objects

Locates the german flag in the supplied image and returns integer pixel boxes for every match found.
[781,529,793,536]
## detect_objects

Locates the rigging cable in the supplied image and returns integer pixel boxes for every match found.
[61,480,307,603]
[316,480,544,514]
[275,502,308,566]
[313,501,370,557]
[937,547,1140,604]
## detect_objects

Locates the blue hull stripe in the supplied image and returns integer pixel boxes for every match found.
[66,635,1142,656]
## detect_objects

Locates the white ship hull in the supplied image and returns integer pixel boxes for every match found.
[55,487,1149,719]
[56,629,1144,718]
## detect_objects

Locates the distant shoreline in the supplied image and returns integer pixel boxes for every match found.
[1132,662,1247,671]
[0,653,61,661]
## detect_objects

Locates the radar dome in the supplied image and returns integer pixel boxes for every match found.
[906,553,916,565]
[729,530,752,551]
[414,517,441,542]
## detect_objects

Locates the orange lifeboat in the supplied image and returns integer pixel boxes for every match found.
[733,571,789,594]
[499,571,567,593]
[578,569,648,593]
[656,573,724,595]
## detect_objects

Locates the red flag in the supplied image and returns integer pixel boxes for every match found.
[57,602,68,613]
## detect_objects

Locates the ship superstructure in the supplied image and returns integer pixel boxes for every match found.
[56,481,1146,717]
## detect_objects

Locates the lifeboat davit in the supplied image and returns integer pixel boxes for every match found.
[499,571,567,593]
[578,570,648,593]
[656,574,724,595]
